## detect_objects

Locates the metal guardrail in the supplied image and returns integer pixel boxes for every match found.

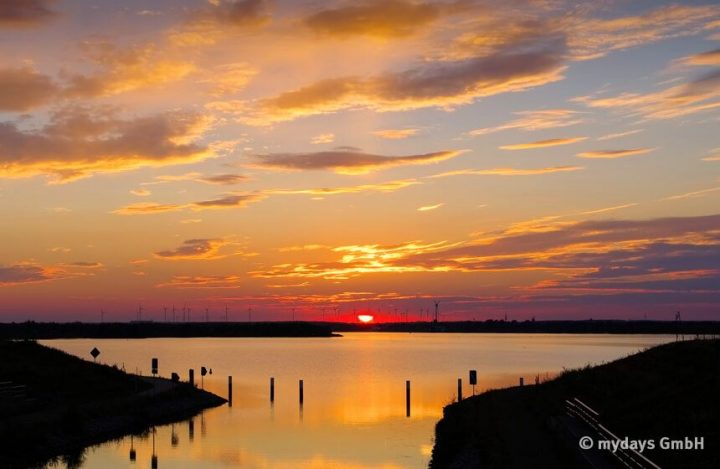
[565,397,661,469]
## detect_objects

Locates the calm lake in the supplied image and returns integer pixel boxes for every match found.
[43,333,674,468]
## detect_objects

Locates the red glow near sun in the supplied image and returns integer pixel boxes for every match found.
[357,314,374,323]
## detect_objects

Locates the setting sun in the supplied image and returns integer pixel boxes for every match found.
[357,315,374,324]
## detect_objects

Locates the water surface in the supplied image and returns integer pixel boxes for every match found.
[43,333,673,468]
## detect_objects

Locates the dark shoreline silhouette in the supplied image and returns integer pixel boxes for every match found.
[431,338,720,468]
[0,340,226,467]
[1,319,718,339]
[0,321,335,339]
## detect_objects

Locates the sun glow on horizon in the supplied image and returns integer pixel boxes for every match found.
[357,314,374,323]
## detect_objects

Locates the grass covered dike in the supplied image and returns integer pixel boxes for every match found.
[0,340,226,467]
[431,338,720,468]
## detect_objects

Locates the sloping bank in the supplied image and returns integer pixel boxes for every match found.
[431,339,720,469]
[0,340,226,467]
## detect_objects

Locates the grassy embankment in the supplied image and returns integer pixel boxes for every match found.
[431,339,720,469]
[0,340,226,467]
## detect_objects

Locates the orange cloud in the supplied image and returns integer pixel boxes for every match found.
[567,4,720,60]
[597,129,644,141]
[663,186,720,201]
[0,107,216,182]
[250,149,463,174]
[253,241,460,280]
[678,48,720,66]
[0,263,69,286]
[64,41,195,97]
[130,188,151,197]
[431,166,583,177]
[372,128,420,139]
[574,70,720,120]
[0,66,59,111]
[236,41,566,124]
[191,193,266,210]
[112,202,185,215]
[304,0,452,38]
[154,238,233,260]
[201,62,258,96]
[156,275,244,288]
[311,133,335,144]
[169,0,271,46]
[469,109,583,136]
[250,214,720,291]
[577,148,654,159]
[268,179,421,196]
[499,137,587,150]
[153,172,249,185]
[198,174,249,185]
[417,203,443,212]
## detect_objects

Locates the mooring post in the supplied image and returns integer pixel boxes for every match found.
[406,380,411,417]
[457,378,463,401]
[228,376,233,406]
[299,379,304,405]
[519,377,524,387]
[189,368,195,387]
[270,377,275,402]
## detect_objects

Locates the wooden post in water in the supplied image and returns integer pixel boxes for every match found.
[299,379,304,405]
[228,376,233,406]
[189,369,195,387]
[519,377,524,387]
[457,378,463,401]
[270,377,275,402]
[406,380,411,417]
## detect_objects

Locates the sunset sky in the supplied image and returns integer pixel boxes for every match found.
[1,0,719,322]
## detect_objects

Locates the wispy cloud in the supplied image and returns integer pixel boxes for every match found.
[130,188,151,197]
[249,149,463,175]
[663,186,720,201]
[577,148,655,159]
[567,4,720,60]
[198,174,249,185]
[154,238,234,260]
[250,214,720,300]
[234,38,566,125]
[311,133,335,144]
[499,137,586,150]
[417,203,443,212]
[597,129,644,141]
[702,148,720,161]
[191,193,266,210]
[372,128,420,140]
[268,179,420,196]
[156,274,244,289]
[677,48,720,67]
[469,109,583,136]
[112,202,185,215]
[574,70,720,120]
[580,203,638,215]
[431,166,583,177]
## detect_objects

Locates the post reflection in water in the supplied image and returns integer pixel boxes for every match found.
[44,333,674,468]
